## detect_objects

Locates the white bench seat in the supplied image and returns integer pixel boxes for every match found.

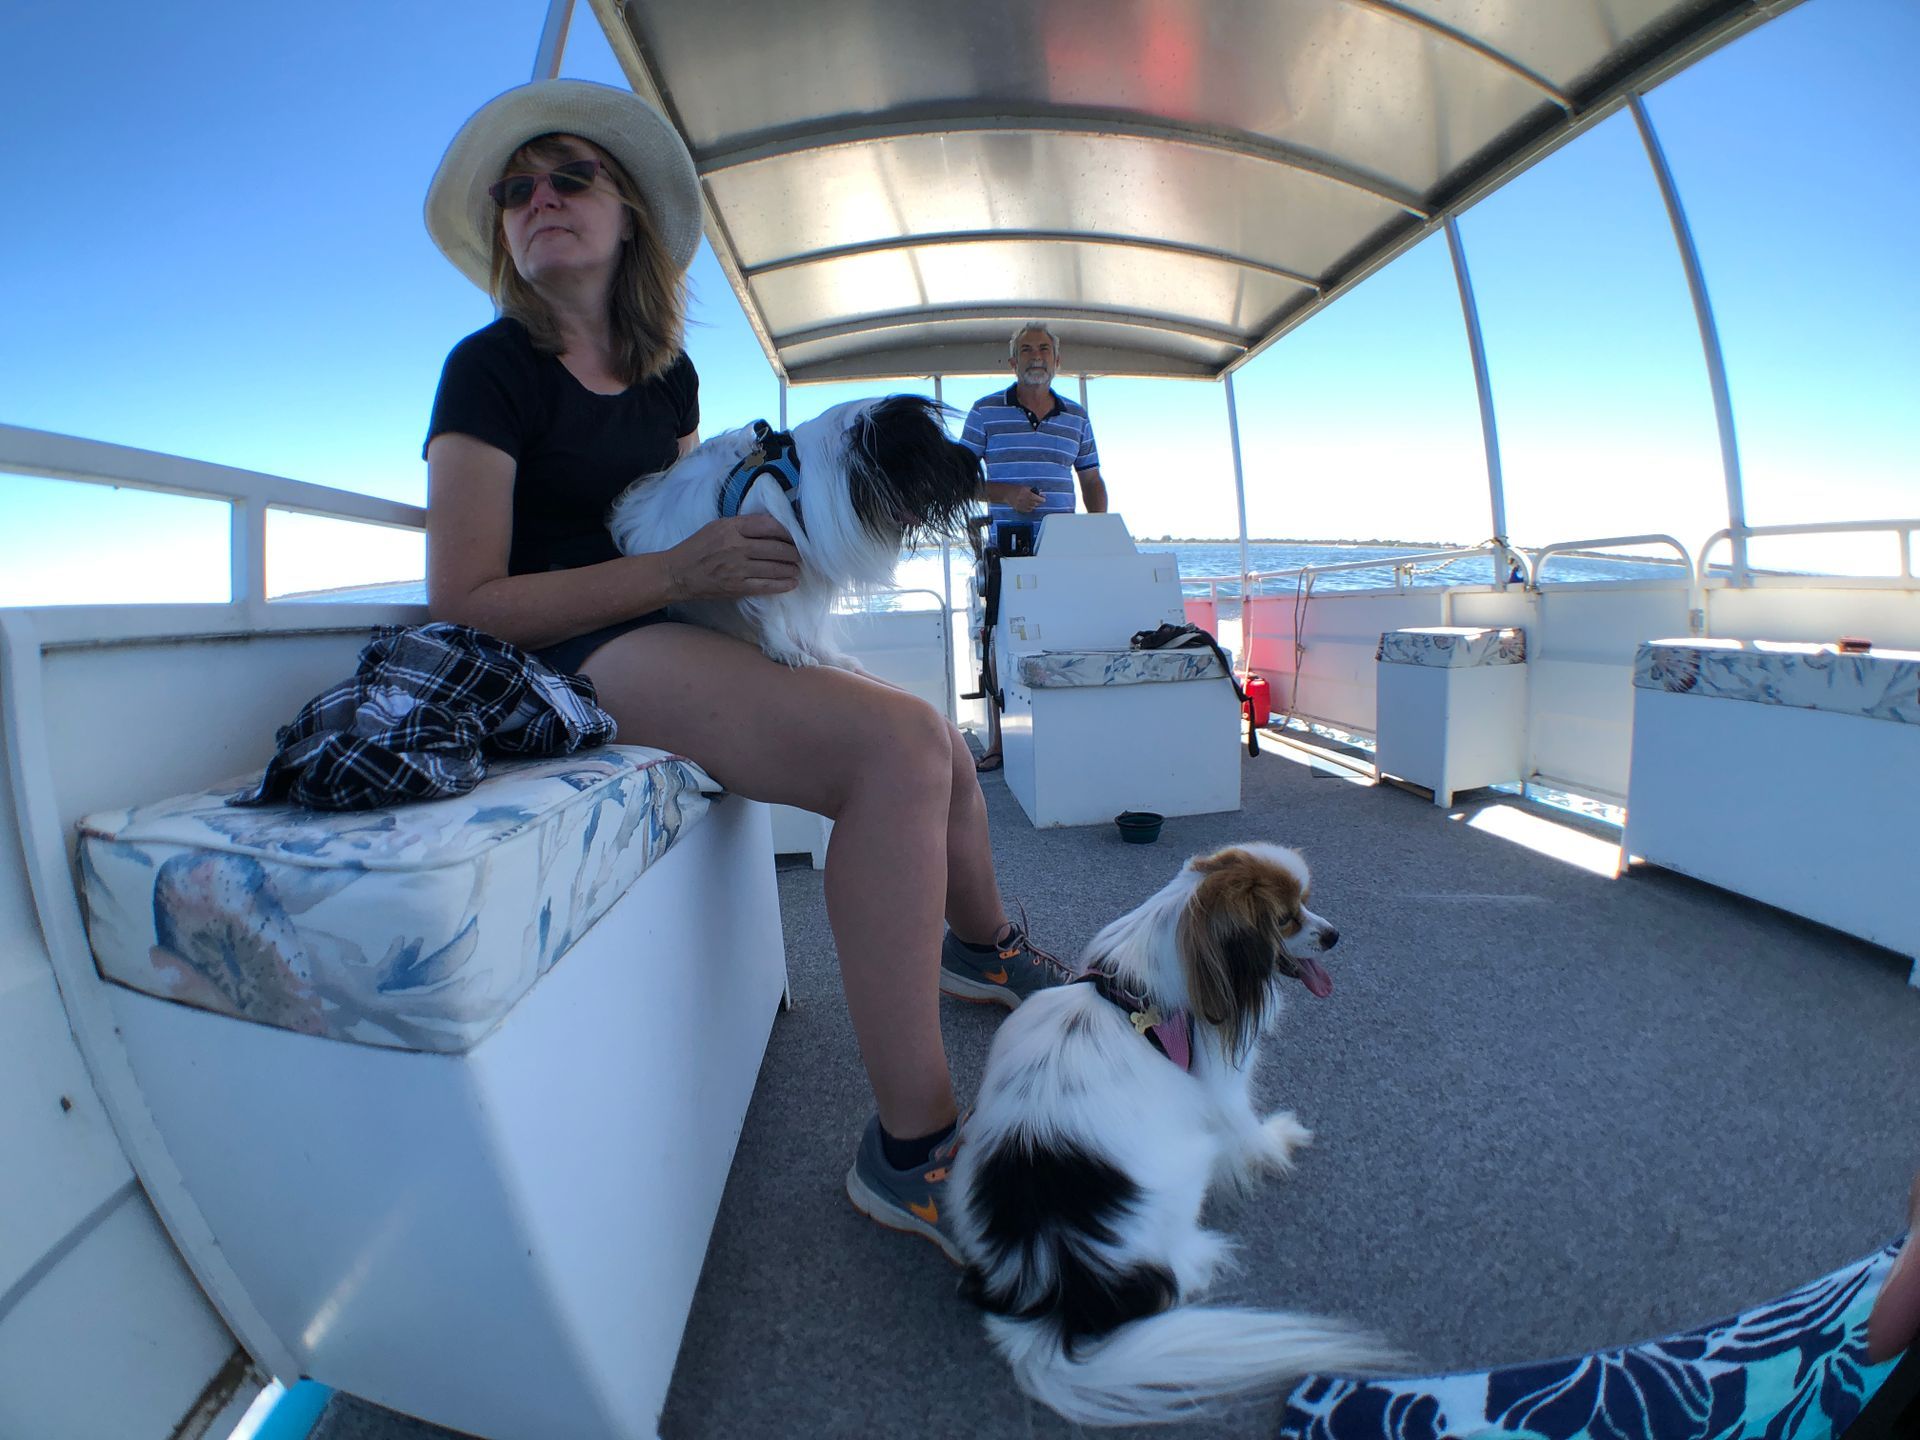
[8,590,789,1440]
[48,652,786,1438]
[78,746,719,1052]
[1633,637,1920,722]
[1624,638,1919,983]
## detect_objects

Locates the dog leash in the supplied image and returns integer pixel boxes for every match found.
[1131,622,1261,759]
[716,420,806,534]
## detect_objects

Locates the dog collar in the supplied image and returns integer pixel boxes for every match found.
[1074,969,1192,1072]
[717,420,805,532]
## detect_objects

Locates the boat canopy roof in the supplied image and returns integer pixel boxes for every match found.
[589,0,1781,385]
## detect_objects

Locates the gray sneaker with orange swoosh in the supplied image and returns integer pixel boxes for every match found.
[939,923,1069,1009]
[844,1115,964,1264]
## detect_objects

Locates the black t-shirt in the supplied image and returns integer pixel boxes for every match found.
[424,318,699,575]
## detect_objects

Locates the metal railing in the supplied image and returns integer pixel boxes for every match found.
[12,417,1916,648]
[1532,519,1920,592]
[1531,533,1692,584]
[1246,542,1520,596]
[2,422,426,635]
[1699,518,1920,587]
[831,583,960,721]
[1174,542,1518,605]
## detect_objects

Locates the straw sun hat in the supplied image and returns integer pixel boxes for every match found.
[425,79,702,291]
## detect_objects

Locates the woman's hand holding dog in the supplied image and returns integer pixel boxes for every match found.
[665,515,802,602]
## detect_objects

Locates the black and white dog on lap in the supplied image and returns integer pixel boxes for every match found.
[607,395,979,672]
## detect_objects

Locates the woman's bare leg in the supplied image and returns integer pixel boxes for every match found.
[940,719,1011,945]
[1867,1168,1920,1364]
[976,645,1003,768]
[583,623,970,1139]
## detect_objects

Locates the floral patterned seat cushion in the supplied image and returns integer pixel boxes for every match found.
[1016,647,1231,688]
[1281,1236,1906,1440]
[1376,627,1527,668]
[1634,638,1920,725]
[77,746,721,1053]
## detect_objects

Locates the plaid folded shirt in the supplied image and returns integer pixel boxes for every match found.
[230,623,617,810]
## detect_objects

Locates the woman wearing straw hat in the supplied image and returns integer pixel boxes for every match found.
[421,80,1064,1262]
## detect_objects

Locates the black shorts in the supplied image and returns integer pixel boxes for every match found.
[532,612,670,676]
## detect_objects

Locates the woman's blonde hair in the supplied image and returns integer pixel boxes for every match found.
[488,134,687,384]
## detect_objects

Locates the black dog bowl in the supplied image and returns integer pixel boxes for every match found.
[1115,811,1165,844]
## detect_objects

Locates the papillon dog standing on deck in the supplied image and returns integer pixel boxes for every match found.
[951,842,1401,1427]
[606,395,980,671]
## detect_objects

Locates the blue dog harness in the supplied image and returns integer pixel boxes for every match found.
[716,420,804,532]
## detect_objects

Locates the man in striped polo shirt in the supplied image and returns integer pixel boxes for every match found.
[961,321,1108,547]
[961,321,1109,769]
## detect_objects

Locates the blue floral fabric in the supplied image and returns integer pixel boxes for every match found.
[1634,640,1920,726]
[1376,628,1527,669]
[1017,647,1230,688]
[1281,1237,1907,1440]
[78,746,719,1053]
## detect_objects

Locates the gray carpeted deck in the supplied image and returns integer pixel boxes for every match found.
[315,737,1920,1440]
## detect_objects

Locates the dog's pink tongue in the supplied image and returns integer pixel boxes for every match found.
[1299,955,1334,998]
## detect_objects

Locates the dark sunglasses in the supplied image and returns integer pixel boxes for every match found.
[487,158,602,210]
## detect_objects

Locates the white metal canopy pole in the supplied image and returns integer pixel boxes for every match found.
[532,0,574,80]
[1631,93,1748,583]
[1444,216,1510,582]
[932,374,958,721]
[1224,373,1252,597]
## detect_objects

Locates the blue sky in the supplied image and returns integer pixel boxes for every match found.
[2,0,1914,602]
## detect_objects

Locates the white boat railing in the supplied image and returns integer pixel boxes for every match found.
[831,585,958,721]
[1700,518,1920,587]
[1255,543,1523,595]
[1213,524,1920,806]
[1175,541,1522,604]
[1531,533,1693,585]
[0,422,427,639]
[12,421,1918,798]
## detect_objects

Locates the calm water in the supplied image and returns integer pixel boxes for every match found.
[875,539,1676,610]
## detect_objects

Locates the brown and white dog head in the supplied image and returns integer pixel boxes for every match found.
[1175,843,1338,1054]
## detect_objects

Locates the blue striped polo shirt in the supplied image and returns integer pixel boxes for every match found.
[959,385,1101,543]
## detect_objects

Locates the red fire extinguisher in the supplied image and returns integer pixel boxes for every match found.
[1242,675,1271,728]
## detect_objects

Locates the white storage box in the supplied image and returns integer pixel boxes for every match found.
[992,514,1242,828]
[1624,638,1919,985]
[79,746,721,1050]
[1374,626,1528,807]
[75,747,789,1438]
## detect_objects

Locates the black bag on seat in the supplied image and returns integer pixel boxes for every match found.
[1130,622,1211,651]
[1130,623,1259,758]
